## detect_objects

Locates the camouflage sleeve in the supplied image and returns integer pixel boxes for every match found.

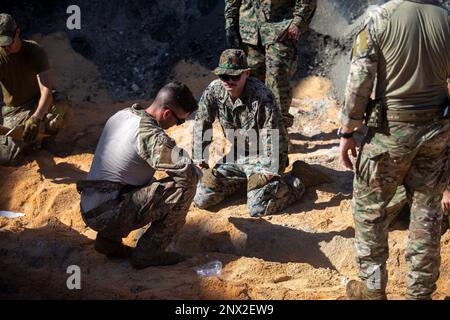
[139,131,192,177]
[339,23,379,131]
[193,83,218,163]
[225,0,242,29]
[293,0,317,33]
[258,98,288,174]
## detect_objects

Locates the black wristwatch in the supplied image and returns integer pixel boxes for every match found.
[337,127,354,139]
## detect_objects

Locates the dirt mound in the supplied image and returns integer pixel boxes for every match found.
[1,31,450,301]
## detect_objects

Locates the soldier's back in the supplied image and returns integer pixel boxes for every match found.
[373,0,450,109]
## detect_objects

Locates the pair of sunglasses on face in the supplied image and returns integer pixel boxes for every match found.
[219,73,242,82]
[167,108,185,126]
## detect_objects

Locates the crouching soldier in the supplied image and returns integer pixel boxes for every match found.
[77,82,200,269]
[193,49,325,217]
[0,14,72,165]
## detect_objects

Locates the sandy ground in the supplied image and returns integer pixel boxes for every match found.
[0,32,449,300]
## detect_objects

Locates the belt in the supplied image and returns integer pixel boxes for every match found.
[82,198,121,220]
[386,109,442,122]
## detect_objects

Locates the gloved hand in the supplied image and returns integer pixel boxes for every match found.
[23,115,41,143]
[225,27,242,49]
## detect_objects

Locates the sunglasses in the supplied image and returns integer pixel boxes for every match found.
[168,108,185,126]
[219,74,242,82]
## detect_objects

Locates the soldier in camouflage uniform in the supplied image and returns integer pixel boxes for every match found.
[0,14,72,165]
[224,0,317,129]
[338,1,450,300]
[77,82,200,269]
[193,49,307,217]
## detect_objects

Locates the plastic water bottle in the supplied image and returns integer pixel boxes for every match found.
[196,260,222,277]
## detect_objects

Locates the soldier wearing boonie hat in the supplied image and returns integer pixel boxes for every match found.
[213,48,251,76]
[193,48,314,218]
[0,13,73,166]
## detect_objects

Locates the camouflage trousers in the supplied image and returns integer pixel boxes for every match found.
[80,169,198,254]
[353,119,450,299]
[0,91,72,165]
[385,185,450,234]
[193,163,305,217]
[243,39,297,128]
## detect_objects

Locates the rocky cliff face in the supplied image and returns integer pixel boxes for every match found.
[1,0,379,102]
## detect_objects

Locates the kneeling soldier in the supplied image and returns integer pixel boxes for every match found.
[0,13,72,165]
[193,49,318,217]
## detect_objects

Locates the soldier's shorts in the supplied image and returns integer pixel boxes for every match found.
[243,39,297,128]
[0,91,73,165]
[193,163,305,217]
[353,118,450,299]
[80,168,198,251]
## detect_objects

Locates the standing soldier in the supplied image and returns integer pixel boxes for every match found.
[224,0,317,130]
[0,13,72,165]
[339,1,450,300]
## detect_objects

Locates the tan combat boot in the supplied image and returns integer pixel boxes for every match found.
[130,236,185,269]
[346,280,387,300]
[94,233,133,259]
[291,160,333,188]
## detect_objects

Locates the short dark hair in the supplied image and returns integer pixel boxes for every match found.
[156,81,198,114]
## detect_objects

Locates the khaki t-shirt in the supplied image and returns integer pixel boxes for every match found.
[0,40,50,107]
[375,1,450,109]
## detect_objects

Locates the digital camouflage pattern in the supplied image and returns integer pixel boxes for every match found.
[224,0,317,44]
[195,77,288,172]
[225,0,317,128]
[194,162,304,217]
[344,0,450,299]
[194,77,305,217]
[0,91,72,165]
[214,48,251,76]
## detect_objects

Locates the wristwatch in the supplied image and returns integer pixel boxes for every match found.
[337,127,354,139]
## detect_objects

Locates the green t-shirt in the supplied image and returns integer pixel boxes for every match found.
[0,40,50,108]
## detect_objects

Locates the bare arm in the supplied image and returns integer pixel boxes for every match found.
[33,70,54,120]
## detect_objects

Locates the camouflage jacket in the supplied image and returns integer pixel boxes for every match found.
[225,0,317,46]
[339,0,450,131]
[194,77,288,173]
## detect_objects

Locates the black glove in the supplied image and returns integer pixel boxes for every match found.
[23,115,41,143]
[225,27,242,49]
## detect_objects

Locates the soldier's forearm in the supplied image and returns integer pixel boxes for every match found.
[224,0,241,29]
[293,0,317,31]
[33,88,53,120]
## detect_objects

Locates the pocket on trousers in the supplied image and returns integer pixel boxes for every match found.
[355,144,390,187]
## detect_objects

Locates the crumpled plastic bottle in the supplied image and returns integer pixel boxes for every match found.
[196,260,222,277]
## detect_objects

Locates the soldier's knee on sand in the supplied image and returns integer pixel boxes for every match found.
[193,186,219,209]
